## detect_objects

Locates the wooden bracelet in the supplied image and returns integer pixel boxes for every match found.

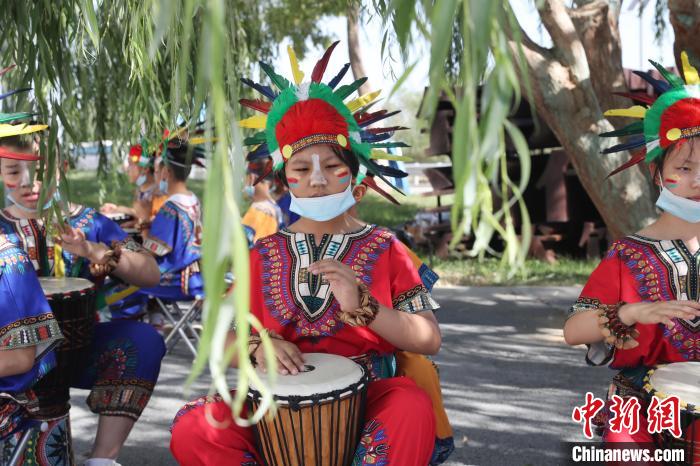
[89,241,123,278]
[597,302,640,349]
[338,282,380,327]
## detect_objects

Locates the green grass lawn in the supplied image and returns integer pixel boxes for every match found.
[1,171,597,286]
[61,170,205,208]
[427,256,597,287]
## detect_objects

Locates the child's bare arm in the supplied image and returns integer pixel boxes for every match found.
[0,346,35,378]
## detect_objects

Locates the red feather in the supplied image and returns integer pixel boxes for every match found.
[355,110,387,125]
[365,126,408,134]
[239,99,272,114]
[253,164,273,186]
[606,150,647,178]
[311,41,340,83]
[612,92,655,106]
[362,176,400,205]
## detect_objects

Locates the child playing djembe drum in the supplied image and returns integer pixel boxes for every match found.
[170,42,444,466]
[564,53,700,461]
[0,108,165,465]
[100,143,158,230]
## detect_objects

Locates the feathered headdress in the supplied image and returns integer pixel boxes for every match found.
[0,64,47,161]
[601,51,700,177]
[238,41,409,197]
[128,143,155,168]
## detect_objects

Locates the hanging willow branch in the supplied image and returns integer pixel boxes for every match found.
[377,0,532,275]
[0,0,533,422]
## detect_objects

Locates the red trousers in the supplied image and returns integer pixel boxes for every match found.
[170,377,436,466]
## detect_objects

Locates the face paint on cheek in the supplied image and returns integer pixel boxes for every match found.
[664,175,681,188]
[287,177,300,188]
[334,167,350,185]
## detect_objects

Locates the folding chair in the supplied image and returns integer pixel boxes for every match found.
[154,295,204,358]
[155,273,233,358]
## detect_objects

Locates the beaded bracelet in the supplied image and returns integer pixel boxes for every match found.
[89,241,123,277]
[597,302,640,349]
[248,330,283,366]
[338,282,380,327]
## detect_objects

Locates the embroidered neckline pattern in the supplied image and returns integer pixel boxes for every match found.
[256,225,392,337]
[0,206,97,276]
[617,237,700,360]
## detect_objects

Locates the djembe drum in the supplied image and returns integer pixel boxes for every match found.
[248,353,369,466]
[643,362,700,466]
[33,277,97,417]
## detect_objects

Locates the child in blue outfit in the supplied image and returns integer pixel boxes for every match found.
[110,139,204,318]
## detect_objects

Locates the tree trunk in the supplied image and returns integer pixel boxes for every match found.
[568,0,628,112]
[668,0,700,73]
[509,0,656,239]
[347,4,372,96]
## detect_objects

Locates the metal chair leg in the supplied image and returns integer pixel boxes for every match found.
[7,423,41,466]
[156,298,201,358]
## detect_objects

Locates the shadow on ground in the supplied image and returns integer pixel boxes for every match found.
[67,286,610,466]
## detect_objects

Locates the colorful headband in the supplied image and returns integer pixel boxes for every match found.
[238,41,409,194]
[601,51,700,177]
[0,65,46,159]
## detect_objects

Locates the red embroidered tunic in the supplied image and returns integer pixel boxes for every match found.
[570,235,700,369]
[250,225,439,361]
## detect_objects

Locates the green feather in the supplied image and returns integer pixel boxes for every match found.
[349,139,372,161]
[599,121,644,138]
[334,78,367,100]
[244,131,267,145]
[644,87,692,141]
[259,62,290,91]
[371,142,410,148]
[0,112,33,123]
[649,60,685,88]
[645,146,663,163]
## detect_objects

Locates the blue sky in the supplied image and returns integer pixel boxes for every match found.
[272,0,675,99]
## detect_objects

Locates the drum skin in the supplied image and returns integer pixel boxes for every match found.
[248,353,369,466]
[643,362,700,466]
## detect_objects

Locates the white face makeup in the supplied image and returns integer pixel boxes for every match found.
[309,153,328,187]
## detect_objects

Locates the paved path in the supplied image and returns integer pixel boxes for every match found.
[68,285,611,465]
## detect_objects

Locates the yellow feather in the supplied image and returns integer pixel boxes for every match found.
[681,51,700,85]
[287,45,305,85]
[238,114,268,129]
[164,126,189,143]
[370,149,413,161]
[0,124,48,138]
[603,106,647,119]
[347,90,382,113]
[189,136,219,145]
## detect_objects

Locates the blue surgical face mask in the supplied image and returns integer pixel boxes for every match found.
[6,190,58,213]
[159,178,169,194]
[656,185,700,223]
[289,183,356,222]
[243,185,255,199]
[135,174,147,186]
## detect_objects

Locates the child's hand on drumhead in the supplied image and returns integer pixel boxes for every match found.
[308,259,360,312]
[619,301,700,328]
[253,338,306,376]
